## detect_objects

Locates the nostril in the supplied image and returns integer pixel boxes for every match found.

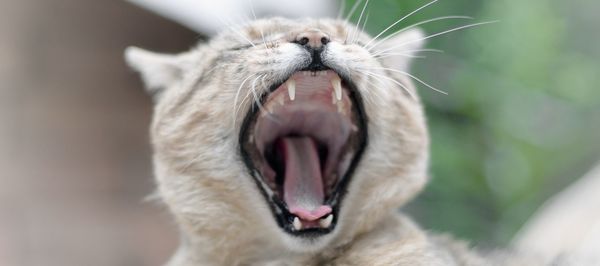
[321,37,330,45]
[298,37,310,46]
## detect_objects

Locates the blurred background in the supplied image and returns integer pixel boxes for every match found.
[0,0,598,265]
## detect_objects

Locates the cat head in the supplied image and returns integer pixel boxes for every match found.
[126,18,429,255]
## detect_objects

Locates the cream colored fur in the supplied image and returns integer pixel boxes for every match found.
[125,18,585,265]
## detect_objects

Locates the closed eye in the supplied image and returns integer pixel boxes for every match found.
[227,44,254,51]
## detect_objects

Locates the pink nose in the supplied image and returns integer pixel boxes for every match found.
[295,30,330,49]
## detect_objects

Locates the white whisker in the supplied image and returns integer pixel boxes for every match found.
[375,53,426,59]
[375,48,443,59]
[214,13,256,48]
[359,75,389,105]
[250,75,265,112]
[406,48,445,53]
[374,21,499,56]
[344,0,365,22]
[364,71,417,100]
[367,16,472,51]
[363,0,439,48]
[357,12,371,43]
[351,0,371,44]
[337,0,347,20]
[368,67,447,95]
[248,0,269,50]
[233,74,260,127]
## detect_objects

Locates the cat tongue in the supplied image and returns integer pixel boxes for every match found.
[278,137,332,222]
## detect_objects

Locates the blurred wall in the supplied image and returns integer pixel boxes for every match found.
[0,0,199,265]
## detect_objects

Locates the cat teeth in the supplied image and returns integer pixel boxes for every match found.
[293,217,302,231]
[277,94,285,106]
[319,214,333,228]
[332,76,342,101]
[287,79,296,101]
[331,91,337,104]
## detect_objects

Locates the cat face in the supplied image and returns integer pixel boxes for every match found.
[126,18,429,254]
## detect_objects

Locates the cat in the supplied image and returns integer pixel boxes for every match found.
[125,17,594,265]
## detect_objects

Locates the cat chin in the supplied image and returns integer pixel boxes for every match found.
[277,228,339,253]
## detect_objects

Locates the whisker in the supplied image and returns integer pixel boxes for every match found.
[250,75,265,112]
[374,20,499,56]
[233,74,260,127]
[374,49,443,59]
[374,53,426,59]
[368,67,447,95]
[363,0,439,48]
[336,0,347,20]
[214,13,256,48]
[351,0,371,44]
[356,12,371,44]
[358,75,389,105]
[248,0,269,50]
[406,48,444,53]
[364,71,417,100]
[344,0,365,22]
[367,16,472,51]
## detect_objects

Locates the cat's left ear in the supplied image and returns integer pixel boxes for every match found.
[124,46,192,96]
[376,28,425,72]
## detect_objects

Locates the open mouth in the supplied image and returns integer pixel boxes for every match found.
[239,69,367,237]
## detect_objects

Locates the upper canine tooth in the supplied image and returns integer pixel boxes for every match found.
[287,79,296,101]
[319,214,333,228]
[332,77,342,101]
[293,217,302,230]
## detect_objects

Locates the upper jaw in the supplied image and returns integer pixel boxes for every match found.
[239,66,368,239]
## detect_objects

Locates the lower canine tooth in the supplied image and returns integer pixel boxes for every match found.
[319,214,333,228]
[287,79,296,101]
[332,76,342,101]
[293,217,302,230]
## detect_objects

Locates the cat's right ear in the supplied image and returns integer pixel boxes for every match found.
[124,46,187,96]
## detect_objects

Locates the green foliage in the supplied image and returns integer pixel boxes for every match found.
[344,0,600,245]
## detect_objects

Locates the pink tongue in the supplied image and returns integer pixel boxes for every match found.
[278,137,332,222]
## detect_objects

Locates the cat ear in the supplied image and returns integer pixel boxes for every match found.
[376,28,426,72]
[124,46,187,96]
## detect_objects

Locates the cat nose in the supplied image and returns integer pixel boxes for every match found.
[294,30,330,49]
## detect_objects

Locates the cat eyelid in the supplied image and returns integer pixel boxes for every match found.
[227,44,255,51]
[226,38,278,51]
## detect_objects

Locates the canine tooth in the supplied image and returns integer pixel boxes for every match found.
[287,79,296,101]
[331,91,337,104]
[332,77,342,101]
[337,101,344,113]
[277,94,285,105]
[319,215,333,228]
[293,217,302,230]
